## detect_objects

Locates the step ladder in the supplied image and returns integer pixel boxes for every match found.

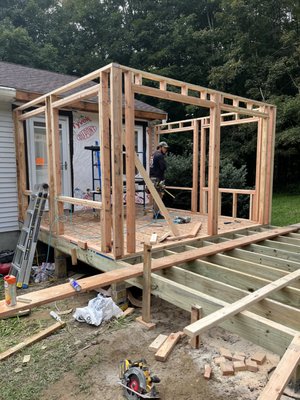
[10,183,49,288]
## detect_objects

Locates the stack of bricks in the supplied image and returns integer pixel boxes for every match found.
[214,347,266,376]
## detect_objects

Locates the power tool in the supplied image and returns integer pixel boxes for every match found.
[119,359,160,399]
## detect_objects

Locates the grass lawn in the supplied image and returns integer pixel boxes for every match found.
[271,193,300,226]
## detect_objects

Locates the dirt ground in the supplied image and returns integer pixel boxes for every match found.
[0,280,295,400]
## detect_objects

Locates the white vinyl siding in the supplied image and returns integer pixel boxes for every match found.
[0,103,19,233]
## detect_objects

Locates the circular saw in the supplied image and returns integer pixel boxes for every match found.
[119,359,160,399]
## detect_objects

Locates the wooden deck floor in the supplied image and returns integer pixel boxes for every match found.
[41,206,256,258]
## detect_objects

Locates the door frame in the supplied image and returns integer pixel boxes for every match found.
[26,115,72,199]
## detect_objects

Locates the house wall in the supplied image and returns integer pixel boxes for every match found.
[0,101,19,250]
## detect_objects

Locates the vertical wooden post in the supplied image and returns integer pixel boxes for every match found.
[110,65,124,258]
[13,110,28,222]
[258,116,269,224]
[54,249,67,278]
[99,71,112,253]
[264,106,277,224]
[124,71,136,254]
[142,243,152,323]
[232,193,238,218]
[50,96,64,235]
[191,119,199,212]
[45,97,55,230]
[207,94,221,235]
[254,119,263,222]
[190,305,202,349]
[199,124,206,214]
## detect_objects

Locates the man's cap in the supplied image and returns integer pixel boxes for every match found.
[159,141,169,148]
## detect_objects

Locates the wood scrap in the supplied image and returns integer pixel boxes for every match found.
[158,231,171,243]
[135,316,156,330]
[0,321,65,361]
[149,334,168,352]
[70,248,78,265]
[190,222,202,237]
[155,332,182,362]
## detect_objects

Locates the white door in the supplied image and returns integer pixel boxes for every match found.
[27,117,71,206]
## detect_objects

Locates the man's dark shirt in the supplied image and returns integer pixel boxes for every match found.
[150,150,167,181]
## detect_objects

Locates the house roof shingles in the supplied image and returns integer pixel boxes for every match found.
[0,61,166,116]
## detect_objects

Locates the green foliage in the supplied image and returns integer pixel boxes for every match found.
[0,0,299,190]
[272,193,300,226]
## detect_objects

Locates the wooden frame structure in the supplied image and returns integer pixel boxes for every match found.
[14,63,276,260]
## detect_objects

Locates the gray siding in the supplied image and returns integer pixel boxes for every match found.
[0,103,19,233]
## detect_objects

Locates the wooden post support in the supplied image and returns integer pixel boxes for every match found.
[258,114,269,224]
[124,71,136,254]
[199,124,207,214]
[191,119,199,212]
[50,96,64,235]
[99,71,112,253]
[45,96,55,229]
[110,64,124,258]
[190,305,202,349]
[253,118,263,222]
[54,249,67,278]
[264,106,276,224]
[142,243,152,323]
[207,94,221,235]
[13,110,28,221]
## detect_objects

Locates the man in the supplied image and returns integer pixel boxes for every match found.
[150,141,169,219]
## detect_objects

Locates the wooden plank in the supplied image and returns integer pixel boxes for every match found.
[221,104,268,118]
[156,126,194,134]
[191,120,199,212]
[199,125,207,214]
[99,71,112,252]
[190,305,202,349]
[0,322,65,361]
[14,110,28,221]
[254,118,263,221]
[18,106,46,121]
[110,65,124,258]
[52,85,99,109]
[142,243,152,323]
[58,195,102,209]
[124,71,136,254]
[155,332,182,361]
[134,154,180,236]
[45,97,55,228]
[50,100,64,235]
[158,231,171,243]
[207,94,221,235]
[259,116,268,224]
[232,192,237,218]
[258,334,300,400]
[1,226,298,319]
[184,268,300,338]
[149,334,168,351]
[265,106,276,224]
[133,84,213,109]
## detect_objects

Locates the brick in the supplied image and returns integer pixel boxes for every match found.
[204,364,212,380]
[233,360,247,372]
[220,362,234,376]
[219,347,232,360]
[235,351,246,357]
[251,352,266,365]
[232,354,245,362]
[214,356,226,365]
[245,358,258,372]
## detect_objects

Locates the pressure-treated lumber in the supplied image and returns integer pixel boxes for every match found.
[142,243,152,323]
[258,334,300,400]
[0,321,65,361]
[190,305,202,349]
[207,94,221,235]
[184,268,300,338]
[110,65,124,257]
[1,226,297,319]
[13,110,28,221]
[149,334,168,352]
[58,195,102,209]
[134,153,180,236]
[155,332,182,362]
[99,70,112,253]
[124,70,136,254]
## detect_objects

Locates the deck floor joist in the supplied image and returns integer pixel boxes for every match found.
[1,224,300,358]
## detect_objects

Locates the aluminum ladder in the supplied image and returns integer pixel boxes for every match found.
[10,183,49,288]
